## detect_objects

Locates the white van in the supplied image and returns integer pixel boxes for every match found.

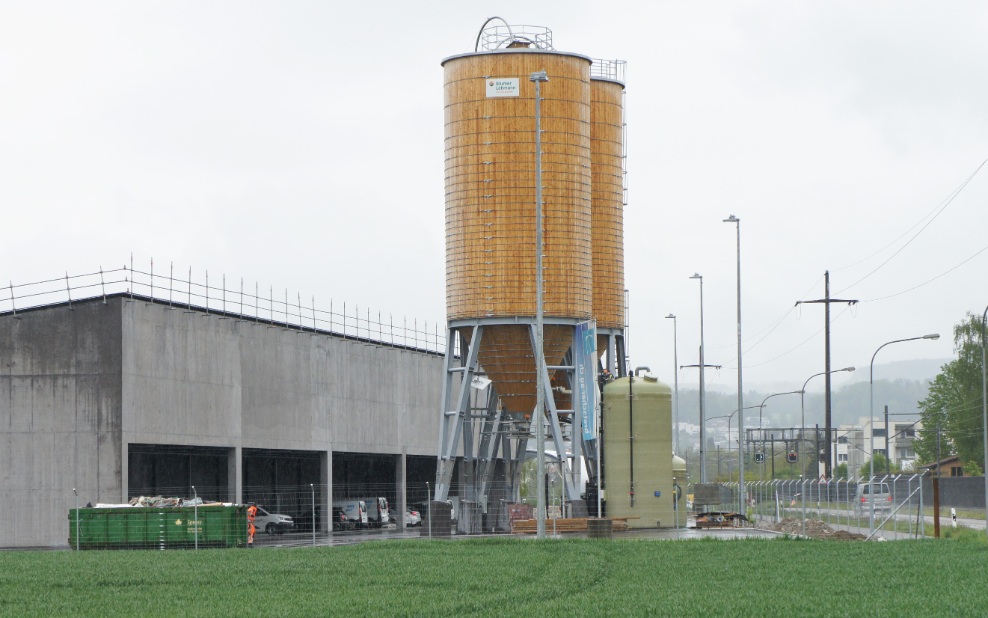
[855,482,892,515]
[333,500,368,527]
[355,497,390,528]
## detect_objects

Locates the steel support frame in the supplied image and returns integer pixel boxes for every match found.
[435,319,625,523]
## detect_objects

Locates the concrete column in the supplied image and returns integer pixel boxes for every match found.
[397,449,407,529]
[320,449,331,533]
[121,441,129,503]
[229,446,242,504]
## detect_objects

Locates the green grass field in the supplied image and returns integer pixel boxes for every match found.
[2,538,985,616]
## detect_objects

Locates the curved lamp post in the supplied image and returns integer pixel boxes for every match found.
[982,306,988,541]
[756,390,802,480]
[870,333,939,535]
[800,366,854,534]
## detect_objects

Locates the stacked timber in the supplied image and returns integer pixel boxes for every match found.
[510,517,634,534]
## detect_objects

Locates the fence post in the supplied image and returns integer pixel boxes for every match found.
[73,488,79,551]
[311,484,316,547]
[192,485,198,550]
[919,470,926,538]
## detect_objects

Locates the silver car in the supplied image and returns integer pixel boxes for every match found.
[854,482,892,515]
[254,506,295,535]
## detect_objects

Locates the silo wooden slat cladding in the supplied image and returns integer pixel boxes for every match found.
[443,51,592,321]
[590,78,625,330]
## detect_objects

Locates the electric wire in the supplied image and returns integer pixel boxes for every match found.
[835,157,987,296]
[859,244,988,303]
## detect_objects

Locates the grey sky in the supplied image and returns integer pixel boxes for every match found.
[2,2,986,399]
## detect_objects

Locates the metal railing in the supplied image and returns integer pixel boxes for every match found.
[477,23,554,51]
[1,261,446,354]
[591,59,626,83]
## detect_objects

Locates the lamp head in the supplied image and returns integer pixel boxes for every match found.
[923,333,940,340]
[665,313,675,319]
[723,214,739,223]
[690,273,702,280]
[840,366,856,373]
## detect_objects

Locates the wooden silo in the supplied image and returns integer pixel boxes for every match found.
[443,49,592,416]
[435,24,627,529]
[590,75,626,332]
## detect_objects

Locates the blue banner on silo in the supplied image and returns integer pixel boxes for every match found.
[575,320,597,441]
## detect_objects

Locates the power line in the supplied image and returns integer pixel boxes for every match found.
[859,243,988,303]
[836,157,987,295]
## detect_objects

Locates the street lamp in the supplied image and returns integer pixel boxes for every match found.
[710,406,759,484]
[690,273,707,483]
[723,214,745,514]
[801,367,855,478]
[982,305,988,542]
[665,313,679,454]
[869,333,939,535]
[708,411,738,481]
[755,390,802,480]
[530,69,549,540]
[800,366,854,535]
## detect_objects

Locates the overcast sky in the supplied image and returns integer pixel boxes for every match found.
[2,1,986,398]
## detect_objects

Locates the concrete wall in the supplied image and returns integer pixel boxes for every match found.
[121,299,441,455]
[0,300,123,547]
[1,296,444,547]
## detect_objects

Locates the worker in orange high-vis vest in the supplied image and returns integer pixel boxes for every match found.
[247,504,258,548]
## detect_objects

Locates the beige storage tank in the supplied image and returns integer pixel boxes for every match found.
[589,75,625,331]
[602,373,673,528]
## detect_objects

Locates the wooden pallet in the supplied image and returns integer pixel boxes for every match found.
[511,517,634,534]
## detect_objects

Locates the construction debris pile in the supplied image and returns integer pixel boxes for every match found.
[772,518,866,541]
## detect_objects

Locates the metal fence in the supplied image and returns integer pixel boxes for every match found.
[1,261,446,354]
[700,475,939,539]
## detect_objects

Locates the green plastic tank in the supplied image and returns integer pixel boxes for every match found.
[602,372,673,528]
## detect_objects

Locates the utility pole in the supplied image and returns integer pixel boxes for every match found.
[884,405,890,476]
[795,270,857,478]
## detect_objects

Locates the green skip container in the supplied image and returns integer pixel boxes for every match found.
[68,505,247,550]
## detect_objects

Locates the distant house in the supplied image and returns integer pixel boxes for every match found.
[917,455,965,477]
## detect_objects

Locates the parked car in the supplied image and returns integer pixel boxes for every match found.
[403,509,422,527]
[254,506,295,535]
[333,507,355,531]
[854,482,892,515]
[387,508,422,527]
[332,500,368,528]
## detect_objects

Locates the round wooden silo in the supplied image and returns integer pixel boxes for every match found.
[590,76,625,330]
[443,49,592,415]
[443,50,592,322]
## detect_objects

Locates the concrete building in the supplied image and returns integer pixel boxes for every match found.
[834,418,922,479]
[0,293,443,547]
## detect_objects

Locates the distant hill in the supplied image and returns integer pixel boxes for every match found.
[844,358,951,384]
[728,358,951,396]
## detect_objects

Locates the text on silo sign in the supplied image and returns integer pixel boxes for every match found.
[486,78,520,97]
